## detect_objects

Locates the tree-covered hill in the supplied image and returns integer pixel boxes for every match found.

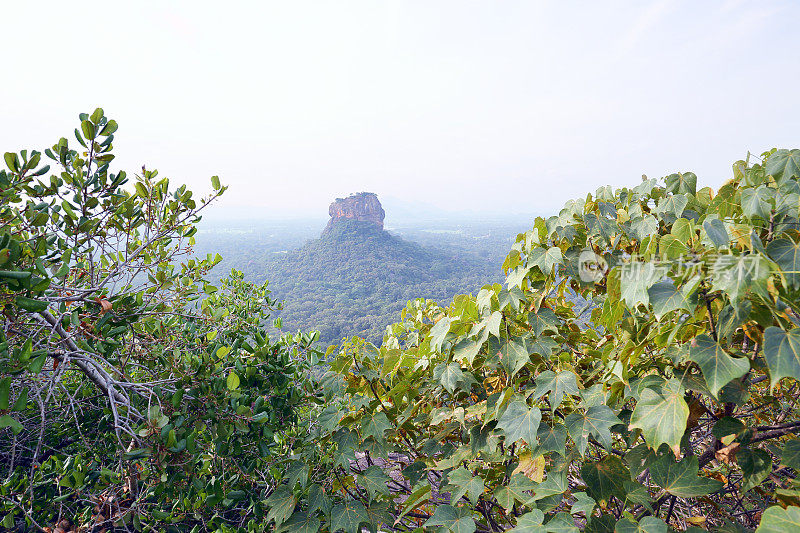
[264,219,502,343]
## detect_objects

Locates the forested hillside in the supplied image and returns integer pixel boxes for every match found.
[4,111,800,533]
[263,218,501,343]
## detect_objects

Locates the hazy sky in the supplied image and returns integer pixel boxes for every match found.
[3,1,799,219]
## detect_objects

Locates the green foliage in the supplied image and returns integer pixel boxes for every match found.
[5,110,800,531]
[0,111,319,529]
[262,147,800,532]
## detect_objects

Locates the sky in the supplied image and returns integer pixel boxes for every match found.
[2,1,799,220]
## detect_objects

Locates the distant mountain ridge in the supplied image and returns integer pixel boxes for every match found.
[264,193,501,344]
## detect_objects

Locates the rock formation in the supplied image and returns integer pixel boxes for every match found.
[325,192,385,232]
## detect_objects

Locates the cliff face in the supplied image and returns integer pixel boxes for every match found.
[325,192,385,232]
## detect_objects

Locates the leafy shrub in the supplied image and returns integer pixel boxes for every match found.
[0,111,319,529]
[273,149,800,532]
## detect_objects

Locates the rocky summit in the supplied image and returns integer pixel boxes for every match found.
[325,192,385,232]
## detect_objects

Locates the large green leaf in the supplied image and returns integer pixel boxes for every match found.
[533,370,579,409]
[565,405,620,456]
[265,486,297,528]
[580,456,630,502]
[630,215,659,242]
[331,500,370,533]
[780,438,800,469]
[620,261,663,307]
[614,516,668,533]
[361,412,392,441]
[494,473,537,510]
[434,362,466,395]
[543,512,579,533]
[424,504,477,533]
[278,512,321,533]
[498,337,532,379]
[763,326,800,388]
[768,238,800,289]
[530,471,568,501]
[529,246,563,275]
[647,279,690,320]
[570,492,596,518]
[536,423,568,457]
[756,505,800,533]
[510,510,545,533]
[703,217,730,249]
[445,467,485,505]
[649,455,723,497]
[688,334,749,397]
[766,148,800,184]
[665,172,697,195]
[738,447,771,492]
[498,398,542,446]
[629,379,688,454]
[529,307,560,336]
[741,185,773,220]
[357,465,391,502]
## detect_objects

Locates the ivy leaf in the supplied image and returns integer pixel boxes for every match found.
[454,338,482,365]
[498,337,531,379]
[424,504,476,533]
[710,254,769,304]
[767,238,800,290]
[332,428,360,469]
[780,439,800,469]
[318,405,344,433]
[361,412,392,441]
[620,261,663,308]
[431,317,452,353]
[647,279,690,320]
[649,455,723,497]
[434,362,466,395]
[536,423,568,457]
[530,246,563,275]
[529,336,559,358]
[629,379,689,455]
[614,516,668,533]
[580,456,630,502]
[658,194,689,218]
[569,492,596,518]
[665,172,697,195]
[364,502,392,531]
[265,486,296,528]
[741,185,773,220]
[763,326,800,389]
[738,448,771,492]
[357,466,391,503]
[510,510,545,532]
[756,505,800,533]
[533,370,579,409]
[498,398,542,446]
[564,405,621,456]
[278,512,321,533]
[703,217,730,249]
[445,466,485,504]
[542,512,579,533]
[494,473,537,510]
[529,307,560,336]
[766,148,800,184]
[530,471,568,501]
[688,335,749,398]
[331,500,370,533]
[629,215,659,242]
